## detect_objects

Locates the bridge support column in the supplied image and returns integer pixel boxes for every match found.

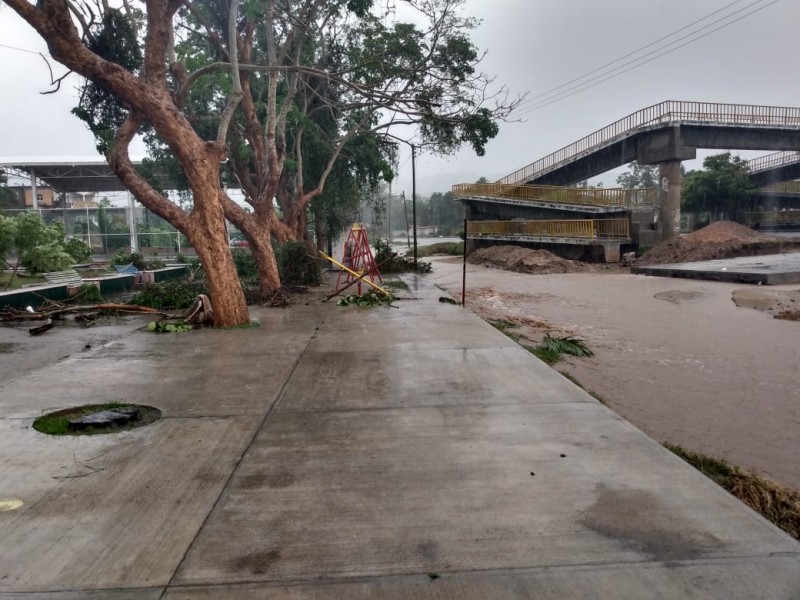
[658,160,682,241]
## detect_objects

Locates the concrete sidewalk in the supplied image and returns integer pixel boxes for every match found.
[0,277,797,599]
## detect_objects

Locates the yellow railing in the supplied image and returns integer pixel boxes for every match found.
[467,219,630,240]
[452,182,657,208]
[744,210,800,226]
[760,180,800,194]
[500,100,800,185]
[747,151,800,174]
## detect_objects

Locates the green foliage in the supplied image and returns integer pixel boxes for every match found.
[72,9,143,155]
[64,237,92,263]
[681,153,759,221]
[231,249,258,280]
[336,290,394,306]
[1,213,74,276]
[32,402,131,435]
[616,162,658,189]
[373,238,432,273]
[110,250,164,270]
[0,169,22,210]
[146,320,194,333]
[383,278,410,292]
[415,242,463,257]
[74,283,104,303]
[131,281,205,310]
[539,334,594,358]
[529,346,562,365]
[278,241,321,286]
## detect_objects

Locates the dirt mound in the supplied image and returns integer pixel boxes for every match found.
[468,246,583,274]
[638,221,769,265]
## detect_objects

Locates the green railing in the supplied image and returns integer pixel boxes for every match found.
[500,100,800,185]
[453,182,657,208]
[467,219,630,240]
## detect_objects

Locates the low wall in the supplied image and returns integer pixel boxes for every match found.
[0,266,185,311]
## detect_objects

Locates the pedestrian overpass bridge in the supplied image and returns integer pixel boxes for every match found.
[455,101,800,259]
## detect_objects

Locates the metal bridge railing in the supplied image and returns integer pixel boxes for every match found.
[746,151,800,174]
[452,183,657,208]
[500,100,800,185]
[467,219,630,240]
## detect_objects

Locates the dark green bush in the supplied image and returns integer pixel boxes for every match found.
[130,280,208,310]
[232,248,258,280]
[278,241,321,286]
[64,238,91,263]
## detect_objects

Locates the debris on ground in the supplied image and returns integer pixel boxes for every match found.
[336,291,395,307]
[468,246,587,274]
[732,287,800,319]
[637,221,800,265]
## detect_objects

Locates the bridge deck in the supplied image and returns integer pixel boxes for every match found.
[501,100,800,186]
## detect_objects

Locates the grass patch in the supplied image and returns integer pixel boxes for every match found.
[665,443,800,541]
[415,242,464,257]
[528,345,561,365]
[33,402,131,435]
[383,279,410,292]
[0,272,46,290]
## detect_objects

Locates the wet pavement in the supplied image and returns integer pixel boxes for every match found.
[632,251,800,284]
[0,277,798,599]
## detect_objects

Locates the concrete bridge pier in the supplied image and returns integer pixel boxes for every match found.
[658,160,683,241]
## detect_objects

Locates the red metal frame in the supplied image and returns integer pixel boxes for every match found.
[335,224,383,295]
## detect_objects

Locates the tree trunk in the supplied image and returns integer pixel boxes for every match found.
[188,189,250,327]
[222,201,282,296]
[313,205,325,256]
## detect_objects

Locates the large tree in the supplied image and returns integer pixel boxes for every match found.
[682,153,759,222]
[616,161,658,189]
[143,0,520,294]
[5,0,518,304]
[5,0,250,325]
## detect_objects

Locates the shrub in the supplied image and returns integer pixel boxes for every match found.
[74,282,103,303]
[373,238,432,274]
[232,248,258,280]
[64,237,91,263]
[279,240,321,286]
[130,280,207,310]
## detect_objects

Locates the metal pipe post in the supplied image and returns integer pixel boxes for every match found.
[412,144,417,270]
[462,218,467,307]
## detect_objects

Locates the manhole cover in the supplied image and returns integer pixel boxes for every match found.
[33,404,161,436]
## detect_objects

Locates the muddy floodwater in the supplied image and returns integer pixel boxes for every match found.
[432,256,800,490]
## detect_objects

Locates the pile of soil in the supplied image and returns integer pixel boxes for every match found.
[637,221,797,265]
[468,246,584,274]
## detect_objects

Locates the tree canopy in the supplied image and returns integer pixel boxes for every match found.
[616,162,658,189]
[4,0,520,321]
[682,153,759,221]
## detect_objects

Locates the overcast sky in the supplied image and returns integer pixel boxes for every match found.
[1,0,798,196]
